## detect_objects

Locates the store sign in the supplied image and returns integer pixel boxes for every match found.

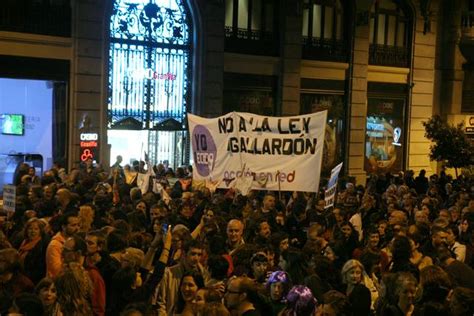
[128,68,176,81]
[80,133,99,161]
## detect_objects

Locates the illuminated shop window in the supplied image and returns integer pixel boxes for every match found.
[108,0,192,167]
[364,98,406,174]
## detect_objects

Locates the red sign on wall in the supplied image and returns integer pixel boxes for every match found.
[80,133,99,162]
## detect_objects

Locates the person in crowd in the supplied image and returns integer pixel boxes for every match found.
[54,262,92,316]
[224,276,262,316]
[153,239,209,315]
[62,234,106,316]
[226,219,245,255]
[0,248,35,314]
[265,270,291,315]
[280,285,318,316]
[340,259,371,315]
[45,212,80,278]
[35,277,62,316]
[173,271,205,315]
[17,217,50,284]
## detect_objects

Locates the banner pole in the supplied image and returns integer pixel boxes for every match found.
[277,170,281,201]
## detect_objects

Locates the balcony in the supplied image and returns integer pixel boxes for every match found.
[302,37,348,62]
[225,27,279,56]
[369,44,410,68]
[0,1,71,37]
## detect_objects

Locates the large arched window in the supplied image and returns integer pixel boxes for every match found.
[301,0,348,61]
[369,0,412,67]
[108,0,192,167]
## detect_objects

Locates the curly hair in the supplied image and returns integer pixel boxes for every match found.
[55,263,92,316]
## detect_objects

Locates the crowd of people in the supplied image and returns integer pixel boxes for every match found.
[1,156,474,315]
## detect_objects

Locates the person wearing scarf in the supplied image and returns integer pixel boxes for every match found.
[18,218,50,284]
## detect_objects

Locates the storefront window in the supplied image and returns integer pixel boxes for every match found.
[300,93,345,175]
[365,98,405,174]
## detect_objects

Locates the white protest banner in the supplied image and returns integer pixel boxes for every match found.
[3,185,16,213]
[324,162,343,209]
[188,111,327,192]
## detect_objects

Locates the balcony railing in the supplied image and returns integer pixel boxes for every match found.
[302,37,348,62]
[225,27,279,56]
[0,1,71,37]
[369,44,410,68]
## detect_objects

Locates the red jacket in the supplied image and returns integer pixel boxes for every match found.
[86,263,106,316]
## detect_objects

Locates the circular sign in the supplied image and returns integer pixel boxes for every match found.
[192,125,217,177]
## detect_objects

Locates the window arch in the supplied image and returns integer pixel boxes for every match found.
[369,0,412,67]
[301,0,348,61]
[108,0,193,167]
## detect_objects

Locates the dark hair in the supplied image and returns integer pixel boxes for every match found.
[322,290,351,315]
[207,255,229,280]
[282,248,310,285]
[183,238,204,253]
[69,234,87,256]
[10,293,44,315]
[392,235,412,263]
[175,271,205,313]
[60,211,79,228]
[107,230,129,253]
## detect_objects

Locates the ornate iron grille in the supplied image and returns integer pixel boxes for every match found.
[108,0,191,129]
[108,0,192,167]
[369,44,409,68]
[302,37,347,62]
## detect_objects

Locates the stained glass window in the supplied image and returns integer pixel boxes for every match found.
[108,0,191,129]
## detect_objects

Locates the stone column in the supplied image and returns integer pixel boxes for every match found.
[279,0,302,116]
[70,0,106,168]
[347,4,371,185]
[198,0,225,117]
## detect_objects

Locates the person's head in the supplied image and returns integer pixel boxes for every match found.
[85,230,107,256]
[62,235,87,264]
[224,276,258,311]
[414,209,429,224]
[180,271,205,303]
[35,278,57,307]
[61,212,80,237]
[78,204,95,233]
[257,219,271,239]
[394,273,417,311]
[116,155,123,163]
[23,217,44,241]
[55,188,71,206]
[339,221,355,240]
[389,210,408,227]
[149,203,167,222]
[283,285,318,316]
[201,302,231,316]
[54,263,93,314]
[419,265,451,301]
[250,252,268,281]
[226,219,244,244]
[0,248,20,282]
[391,235,412,263]
[263,194,276,211]
[366,227,380,249]
[183,239,204,269]
[450,287,474,316]
[319,290,351,316]
[431,226,449,248]
[341,259,364,286]
[8,293,44,316]
[266,270,290,302]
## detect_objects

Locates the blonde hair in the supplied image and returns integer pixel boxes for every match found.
[79,205,95,233]
[341,259,365,284]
